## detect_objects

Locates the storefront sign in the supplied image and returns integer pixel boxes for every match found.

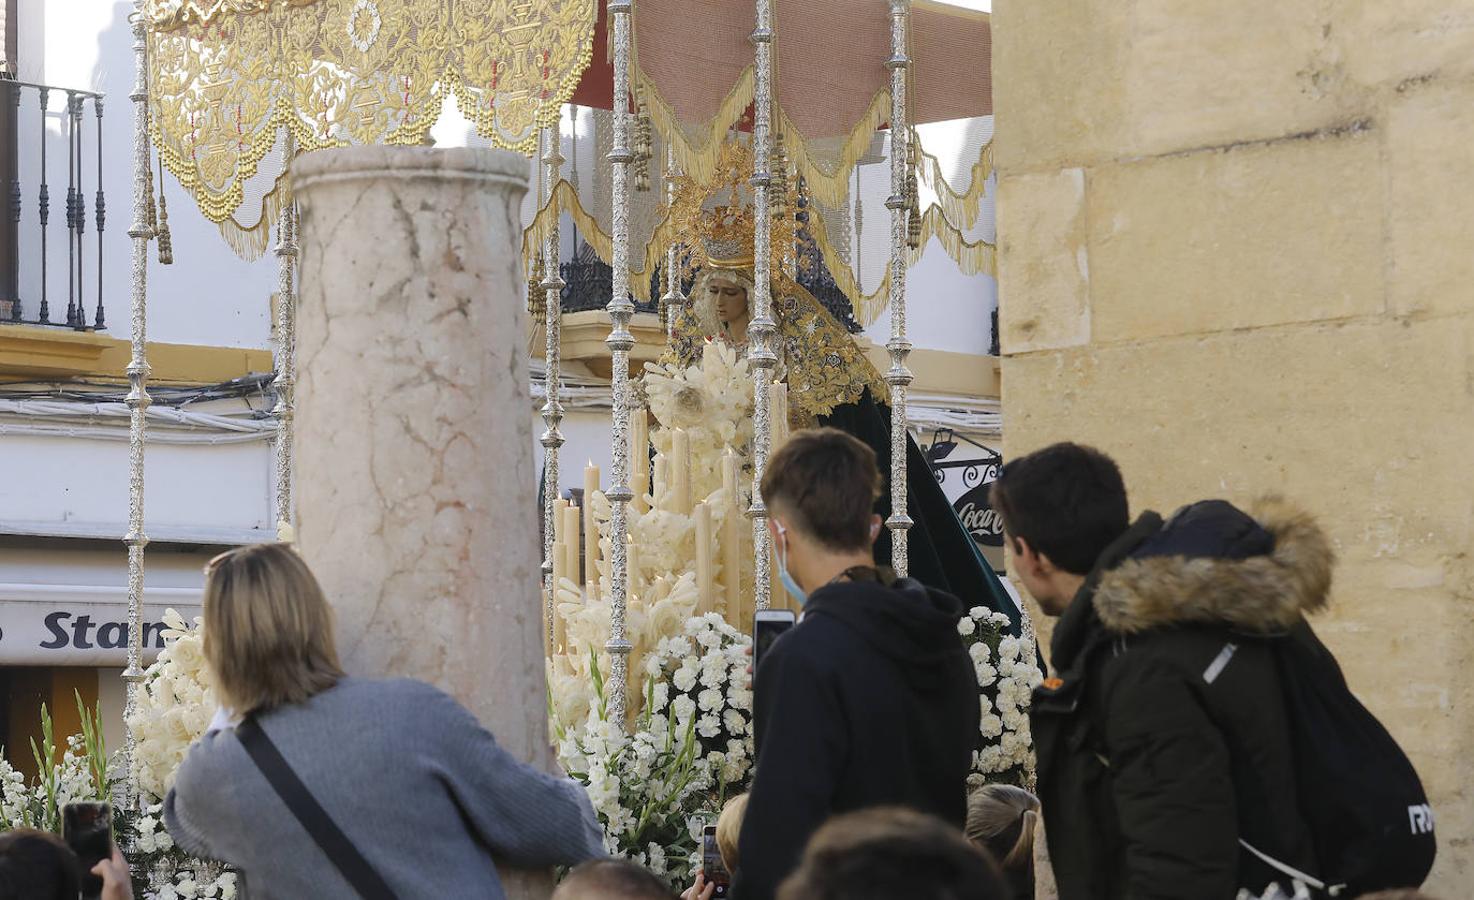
[0,599,200,666]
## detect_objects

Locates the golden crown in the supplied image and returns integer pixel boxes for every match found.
[665,140,795,281]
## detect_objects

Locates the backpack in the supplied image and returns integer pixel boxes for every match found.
[1247,620,1436,896]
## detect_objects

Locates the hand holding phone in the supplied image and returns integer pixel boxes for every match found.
[752,609,796,673]
[701,824,731,898]
[62,801,112,900]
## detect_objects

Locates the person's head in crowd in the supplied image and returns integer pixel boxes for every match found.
[0,828,81,900]
[989,442,1129,615]
[715,793,749,872]
[202,543,346,715]
[776,807,1007,900]
[760,428,883,595]
[554,858,678,900]
[965,784,1040,897]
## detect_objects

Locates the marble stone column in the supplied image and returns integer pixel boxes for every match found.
[291,147,553,896]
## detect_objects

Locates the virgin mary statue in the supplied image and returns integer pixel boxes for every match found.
[659,144,1018,630]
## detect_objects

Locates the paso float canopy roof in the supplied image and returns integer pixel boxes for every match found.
[146,0,993,298]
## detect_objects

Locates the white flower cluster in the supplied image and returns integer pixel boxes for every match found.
[959,606,1044,784]
[126,609,217,802]
[554,613,753,883]
[142,862,238,900]
[0,733,108,831]
[644,341,754,489]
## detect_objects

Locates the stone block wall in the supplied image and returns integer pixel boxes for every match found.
[993,1,1474,889]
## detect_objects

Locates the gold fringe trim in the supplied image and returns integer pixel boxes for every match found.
[634,64,757,190]
[916,137,993,232]
[214,172,293,261]
[777,90,891,211]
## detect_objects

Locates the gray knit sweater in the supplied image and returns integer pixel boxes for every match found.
[163,677,604,899]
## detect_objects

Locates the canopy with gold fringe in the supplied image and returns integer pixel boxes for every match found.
[147,0,598,255]
[144,0,996,322]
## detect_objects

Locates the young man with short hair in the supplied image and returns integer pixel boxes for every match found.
[730,428,980,900]
[993,442,1331,898]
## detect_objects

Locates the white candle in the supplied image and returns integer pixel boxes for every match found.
[723,491,741,620]
[653,453,669,512]
[722,448,739,509]
[552,497,569,544]
[694,501,713,615]
[583,463,600,590]
[551,539,567,612]
[565,505,582,592]
[627,536,640,599]
[632,411,649,481]
[672,429,691,514]
[770,382,790,449]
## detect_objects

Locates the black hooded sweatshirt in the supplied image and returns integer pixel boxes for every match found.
[730,576,980,900]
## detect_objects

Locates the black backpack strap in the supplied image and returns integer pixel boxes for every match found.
[235,717,398,900]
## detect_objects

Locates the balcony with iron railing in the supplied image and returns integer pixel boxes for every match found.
[0,77,108,332]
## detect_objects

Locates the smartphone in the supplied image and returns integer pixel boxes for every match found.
[702,824,731,897]
[753,609,796,672]
[62,801,112,899]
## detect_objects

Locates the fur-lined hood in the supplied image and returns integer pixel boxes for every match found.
[1095,496,1334,635]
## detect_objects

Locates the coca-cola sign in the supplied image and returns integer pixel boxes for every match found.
[955,480,1005,548]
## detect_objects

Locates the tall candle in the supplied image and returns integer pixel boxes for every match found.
[564,505,582,592]
[552,497,569,544]
[653,454,669,512]
[770,382,790,449]
[672,429,691,514]
[723,493,741,619]
[583,463,600,591]
[632,411,649,481]
[694,501,713,614]
[721,448,739,509]
[553,588,568,653]
[627,536,640,598]
[551,539,567,614]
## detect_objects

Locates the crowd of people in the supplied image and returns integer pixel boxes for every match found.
[0,430,1440,899]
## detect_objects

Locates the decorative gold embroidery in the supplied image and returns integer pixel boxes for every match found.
[147,0,596,227]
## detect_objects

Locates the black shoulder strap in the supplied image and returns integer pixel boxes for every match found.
[235,717,399,900]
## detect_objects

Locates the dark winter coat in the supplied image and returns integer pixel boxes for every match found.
[1032,498,1334,900]
[730,577,980,900]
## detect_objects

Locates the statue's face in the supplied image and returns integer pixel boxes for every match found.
[709,278,749,326]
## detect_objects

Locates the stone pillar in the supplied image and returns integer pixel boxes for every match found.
[994,1,1474,890]
[291,147,553,896]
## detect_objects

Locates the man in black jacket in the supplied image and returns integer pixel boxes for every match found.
[730,428,980,900]
[992,443,1332,899]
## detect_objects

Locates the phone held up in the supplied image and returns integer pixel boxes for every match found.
[752,609,796,673]
[702,824,731,898]
[62,801,112,900]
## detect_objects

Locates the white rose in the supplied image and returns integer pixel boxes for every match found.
[980,714,1003,739]
[697,688,724,712]
[957,618,976,637]
[969,606,989,620]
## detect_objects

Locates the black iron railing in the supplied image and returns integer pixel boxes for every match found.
[1,78,106,330]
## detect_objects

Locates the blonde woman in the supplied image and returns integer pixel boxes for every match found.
[965,785,1043,900]
[163,543,604,899]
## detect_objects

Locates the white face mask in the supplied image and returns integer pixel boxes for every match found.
[774,521,807,605]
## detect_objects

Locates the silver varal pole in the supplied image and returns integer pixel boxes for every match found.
[604,0,636,727]
[661,143,686,338]
[540,119,566,649]
[747,0,777,611]
[884,0,914,575]
[273,136,299,537]
[121,0,154,811]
